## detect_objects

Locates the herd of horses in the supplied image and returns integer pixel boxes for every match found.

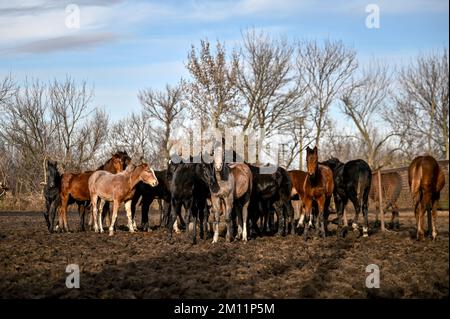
[41,142,446,243]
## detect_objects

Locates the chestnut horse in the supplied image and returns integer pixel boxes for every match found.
[408,155,445,241]
[89,162,158,236]
[58,151,131,232]
[299,146,334,238]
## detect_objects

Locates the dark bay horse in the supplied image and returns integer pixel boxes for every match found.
[42,159,61,232]
[130,169,176,231]
[370,171,402,229]
[89,162,158,236]
[58,151,131,232]
[168,159,218,244]
[247,164,294,237]
[299,147,334,238]
[408,155,445,241]
[321,157,371,237]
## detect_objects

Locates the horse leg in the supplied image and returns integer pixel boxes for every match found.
[78,203,85,232]
[98,199,105,234]
[141,197,151,232]
[44,200,51,231]
[224,195,234,243]
[125,200,134,233]
[350,195,361,234]
[417,199,426,241]
[316,197,326,238]
[58,194,69,233]
[362,198,369,237]
[302,197,313,240]
[191,209,197,245]
[109,200,119,236]
[198,202,205,240]
[274,201,286,236]
[235,204,243,240]
[392,204,400,230]
[210,196,221,244]
[431,199,438,240]
[168,199,181,241]
[130,193,139,229]
[49,200,58,233]
[91,195,99,233]
[102,202,111,229]
[242,196,250,242]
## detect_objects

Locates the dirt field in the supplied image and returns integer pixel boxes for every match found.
[0,209,448,299]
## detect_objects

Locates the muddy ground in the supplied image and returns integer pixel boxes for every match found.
[0,209,448,298]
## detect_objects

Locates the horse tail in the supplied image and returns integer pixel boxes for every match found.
[358,169,371,210]
[388,173,403,209]
[410,164,422,205]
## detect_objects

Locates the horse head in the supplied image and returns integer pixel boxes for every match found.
[306,146,319,178]
[139,163,159,187]
[199,162,220,193]
[42,159,59,189]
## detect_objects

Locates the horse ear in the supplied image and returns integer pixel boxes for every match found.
[306,146,310,152]
[313,146,317,152]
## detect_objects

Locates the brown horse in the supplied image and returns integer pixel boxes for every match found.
[58,151,131,232]
[370,171,402,229]
[89,162,158,236]
[299,146,334,238]
[408,155,445,241]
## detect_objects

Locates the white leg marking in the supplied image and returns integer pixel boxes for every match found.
[174,220,180,234]
[243,222,248,242]
[363,226,368,237]
[298,213,305,227]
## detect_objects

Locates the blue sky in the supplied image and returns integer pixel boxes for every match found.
[0,0,448,121]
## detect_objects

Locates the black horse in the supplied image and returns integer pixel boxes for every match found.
[130,169,177,231]
[320,157,372,237]
[167,157,219,244]
[43,160,61,232]
[247,164,294,237]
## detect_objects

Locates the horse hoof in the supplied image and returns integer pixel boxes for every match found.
[109,231,114,236]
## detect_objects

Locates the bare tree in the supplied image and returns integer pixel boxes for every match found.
[297,39,358,147]
[49,77,95,169]
[0,75,16,106]
[237,30,306,139]
[107,111,159,164]
[186,39,240,129]
[340,63,397,168]
[73,108,109,170]
[386,48,449,160]
[139,83,186,162]
[0,78,53,193]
